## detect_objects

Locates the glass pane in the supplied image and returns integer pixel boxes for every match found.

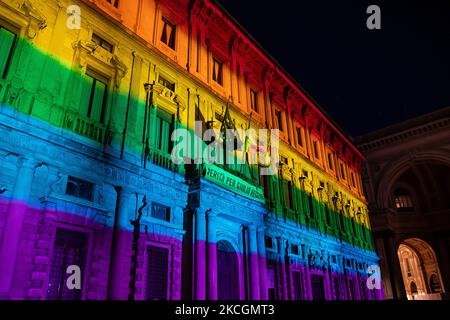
[153,117,161,149]
[91,79,106,122]
[80,75,94,117]
[0,27,16,78]
[161,120,170,153]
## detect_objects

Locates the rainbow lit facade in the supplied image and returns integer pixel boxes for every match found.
[0,0,382,300]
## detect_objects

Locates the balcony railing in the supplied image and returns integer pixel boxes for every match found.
[148,148,176,172]
[64,113,105,143]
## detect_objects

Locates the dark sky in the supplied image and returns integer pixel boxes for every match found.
[217,0,450,136]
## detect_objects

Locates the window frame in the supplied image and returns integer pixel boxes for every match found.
[46,223,94,301]
[83,68,110,124]
[150,201,171,222]
[0,22,19,79]
[65,176,95,202]
[158,74,176,92]
[144,241,172,300]
[249,88,259,113]
[105,0,120,8]
[91,33,114,53]
[212,57,224,86]
[160,17,176,50]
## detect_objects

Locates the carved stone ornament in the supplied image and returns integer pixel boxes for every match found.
[18,0,47,39]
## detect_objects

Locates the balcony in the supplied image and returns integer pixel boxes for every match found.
[148,147,176,172]
[64,113,105,143]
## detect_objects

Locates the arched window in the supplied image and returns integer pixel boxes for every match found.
[410,281,418,296]
[430,274,442,293]
[393,188,414,212]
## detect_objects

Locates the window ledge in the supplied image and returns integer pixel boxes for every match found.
[40,193,109,215]
[141,216,184,232]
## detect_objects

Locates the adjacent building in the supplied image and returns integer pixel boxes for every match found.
[356,107,450,300]
[0,0,382,300]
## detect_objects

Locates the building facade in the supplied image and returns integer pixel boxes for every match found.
[0,0,382,300]
[356,107,450,300]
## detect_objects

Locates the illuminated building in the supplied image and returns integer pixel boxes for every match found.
[357,107,450,300]
[0,0,382,300]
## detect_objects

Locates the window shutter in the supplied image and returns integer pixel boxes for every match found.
[91,79,107,122]
[80,74,94,117]
[0,27,15,78]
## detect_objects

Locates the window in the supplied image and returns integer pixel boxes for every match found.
[334,278,341,300]
[146,245,169,300]
[151,202,170,222]
[340,163,346,180]
[0,25,17,79]
[275,109,285,132]
[265,236,273,249]
[47,228,88,300]
[351,172,356,187]
[154,110,174,154]
[327,153,334,171]
[430,274,442,293]
[313,141,321,160]
[405,258,412,277]
[92,33,113,53]
[236,63,242,103]
[394,188,414,212]
[296,127,304,148]
[158,75,175,92]
[280,155,289,167]
[292,271,304,300]
[66,176,94,201]
[196,31,201,72]
[325,206,332,226]
[311,275,325,300]
[212,58,223,85]
[347,278,356,300]
[267,265,277,300]
[250,89,258,112]
[284,181,293,209]
[106,0,119,8]
[291,244,299,255]
[302,170,309,179]
[80,70,108,123]
[410,281,418,296]
[160,18,176,50]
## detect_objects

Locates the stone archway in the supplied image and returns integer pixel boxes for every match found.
[398,238,444,300]
[375,151,450,209]
[217,240,240,300]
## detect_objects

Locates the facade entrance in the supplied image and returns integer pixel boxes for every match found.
[217,241,240,300]
[398,238,445,300]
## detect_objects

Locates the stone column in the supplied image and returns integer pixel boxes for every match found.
[248,224,261,300]
[195,208,207,300]
[0,157,39,294]
[386,235,406,299]
[108,188,134,300]
[206,210,218,300]
[257,227,269,300]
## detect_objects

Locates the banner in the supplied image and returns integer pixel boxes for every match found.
[203,164,265,204]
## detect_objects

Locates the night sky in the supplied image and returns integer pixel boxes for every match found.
[217,0,450,136]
